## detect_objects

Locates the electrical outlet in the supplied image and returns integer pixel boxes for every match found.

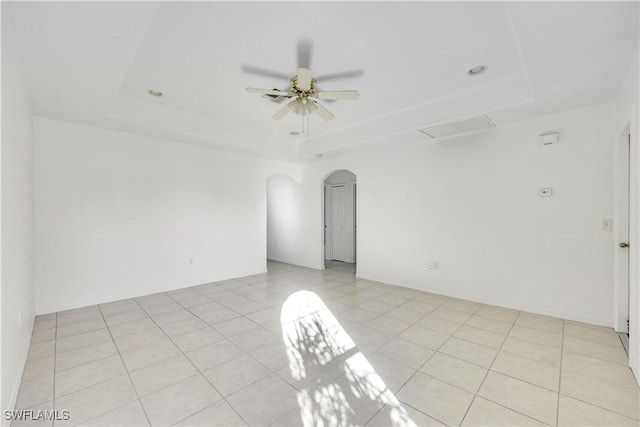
[538,188,552,197]
[427,261,440,270]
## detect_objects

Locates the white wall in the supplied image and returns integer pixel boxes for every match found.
[1,10,36,419]
[34,117,292,314]
[266,172,318,268]
[275,104,617,326]
[615,42,639,380]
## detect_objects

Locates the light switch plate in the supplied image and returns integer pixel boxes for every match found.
[540,133,558,145]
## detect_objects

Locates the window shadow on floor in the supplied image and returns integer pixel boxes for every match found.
[280,290,416,426]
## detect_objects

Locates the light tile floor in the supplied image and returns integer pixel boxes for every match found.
[13,261,640,426]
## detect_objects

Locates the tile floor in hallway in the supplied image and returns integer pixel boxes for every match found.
[13,261,640,426]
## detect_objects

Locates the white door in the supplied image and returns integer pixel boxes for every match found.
[324,184,331,260]
[331,185,346,261]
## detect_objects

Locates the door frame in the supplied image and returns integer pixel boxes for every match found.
[321,170,357,269]
[614,105,639,381]
[614,121,631,333]
[353,182,357,264]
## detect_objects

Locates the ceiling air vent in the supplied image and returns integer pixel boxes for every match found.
[419,115,496,139]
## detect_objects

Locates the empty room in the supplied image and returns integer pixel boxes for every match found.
[2,1,640,426]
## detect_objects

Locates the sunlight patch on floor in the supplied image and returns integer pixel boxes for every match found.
[281,290,416,427]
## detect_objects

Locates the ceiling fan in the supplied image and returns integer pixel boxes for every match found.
[246,68,359,121]
[244,40,360,121]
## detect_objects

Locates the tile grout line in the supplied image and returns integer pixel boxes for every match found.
[555,337,640,420]
[96,304,153,427]
[456,319,505,425]
[194,284,317,423]
[53,349,117,376]
[556,395,640,422]
[429,304,490,426]
[363,303,470,427]
[459,309,528,426]
[18,262,636,426]
[556,320,566,426]
[48,368,143,404]
[52,313,58,427]
[272,270,639,427]
[248,264,397,426]
[565,357,639,392]
[318,278,418,426]
[136,294,252,426]
[561,346,634,369]
[361,295,459,352]
[169,286,284,367]
[369,303,484,427]
[388,400,450,427]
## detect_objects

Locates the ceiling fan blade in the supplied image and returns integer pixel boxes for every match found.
[246,87,292,97]
[296,68,313,92]
[313,101,335,121]
[241,65,290,80]
[268,88,293,103]
[297,39,312,69]
[316,90,360,100]
[273,99,297,120]
[315,69,364,81]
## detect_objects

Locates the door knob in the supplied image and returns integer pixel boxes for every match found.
[620,242,629,248]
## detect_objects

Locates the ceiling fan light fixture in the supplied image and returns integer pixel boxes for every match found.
[288,99,318,116]
[468,65,487,76]
[249,66,356,123]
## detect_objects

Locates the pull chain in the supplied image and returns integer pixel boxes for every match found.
[300,104,311,139]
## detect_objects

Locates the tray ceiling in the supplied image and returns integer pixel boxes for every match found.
[4,1,638,161]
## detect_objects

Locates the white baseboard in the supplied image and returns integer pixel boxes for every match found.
[35,270,267,315]
[355,273,611,328]
[3,317,34,426]
[266,258,323,270]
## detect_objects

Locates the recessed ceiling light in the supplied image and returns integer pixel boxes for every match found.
[289,131,300,136]
[147,89,163,97]
[468,65,487,76]
[315,153,323,158]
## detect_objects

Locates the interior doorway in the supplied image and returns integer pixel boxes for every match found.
[323,170,356,267]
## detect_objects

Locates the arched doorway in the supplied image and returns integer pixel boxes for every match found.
[322,170,357,268]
